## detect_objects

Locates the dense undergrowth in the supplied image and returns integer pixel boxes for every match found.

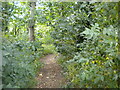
[2,35,44,88]
[58,25,118,88]
[2,26,56,88]
[51,2,119,88]
[1,1,119,88]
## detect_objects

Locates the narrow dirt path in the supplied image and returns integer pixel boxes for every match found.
[36,54,66,88]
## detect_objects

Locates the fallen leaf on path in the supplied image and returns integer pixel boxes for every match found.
[46,77,49,78]
[39,74,43,76]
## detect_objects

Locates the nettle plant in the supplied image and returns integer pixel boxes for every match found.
[2,38,43,88]
[65,24,118,88]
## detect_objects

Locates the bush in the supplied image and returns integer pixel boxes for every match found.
[2,38,44,88]
[64,24,119,88]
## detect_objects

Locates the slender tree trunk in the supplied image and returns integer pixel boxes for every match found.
[29,26,35,41]
[29,2,36,41]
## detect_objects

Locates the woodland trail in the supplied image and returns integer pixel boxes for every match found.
[36,54,66,88]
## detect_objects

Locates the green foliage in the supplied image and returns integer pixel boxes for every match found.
[43,2,97,56]
[64,24,118,88]
[2,2,14,32]
[2,37,44,88]
[43,2,118,88]
[35,24,56,55]
[1,1,119,88]
[42,44,56,55]
[43,2,118,57]
[35,24,54,44]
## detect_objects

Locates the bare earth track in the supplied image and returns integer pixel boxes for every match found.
[36,54,66,88]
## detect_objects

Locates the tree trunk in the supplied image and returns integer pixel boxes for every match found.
[29,2,36,41]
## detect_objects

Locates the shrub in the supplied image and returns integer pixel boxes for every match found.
[2,38,44,88]
[64,24,118,88]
